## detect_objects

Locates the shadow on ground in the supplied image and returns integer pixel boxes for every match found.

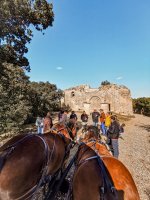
[137,124,150,132]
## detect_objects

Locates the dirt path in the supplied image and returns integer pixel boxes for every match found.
[119,114,150,200]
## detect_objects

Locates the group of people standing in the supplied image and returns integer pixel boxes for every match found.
[36,110,78,135]
[35,109,125,159]
[92,109,112,135]
[58,110,78,124]
[92,109,125,158]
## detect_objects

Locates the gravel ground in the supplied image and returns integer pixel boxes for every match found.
[119,114,150,200]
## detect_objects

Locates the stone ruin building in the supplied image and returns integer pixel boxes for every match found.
[61,84,133,115]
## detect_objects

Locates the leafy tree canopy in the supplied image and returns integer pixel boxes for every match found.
[0,0,54,70]
[101,80,111,86]
[133,97,150,116]
[0,63,63,132]
[0,62,32,131]
[29,81,63,118]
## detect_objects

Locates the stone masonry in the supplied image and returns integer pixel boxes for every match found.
[62,84,133,115]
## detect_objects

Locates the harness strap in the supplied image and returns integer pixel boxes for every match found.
[46,144,79,199]
[30,135,50,200]
[85,155,98,161]
[75,143,117,199]
[97,156,116,193]
[1,134,34,151]
[76,154,98,167]
[13,134,50,200]
[53,124,73,141]
[15,185,37,200]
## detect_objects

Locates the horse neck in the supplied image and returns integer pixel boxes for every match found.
[43,133,68,174]
[77,144,96,165]
[54,123,75,140]
[86,141,111,157]
[95,143,112,157]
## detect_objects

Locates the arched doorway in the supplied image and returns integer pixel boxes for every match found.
[100,103,110,113]
[89,96,101,112]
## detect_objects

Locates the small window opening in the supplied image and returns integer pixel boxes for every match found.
[71,91,75,97]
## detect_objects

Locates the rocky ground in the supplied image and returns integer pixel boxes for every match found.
[119,114,150,200]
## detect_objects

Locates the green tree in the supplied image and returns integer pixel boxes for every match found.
[133,97,150,116]
[101,80,111,86]
[29,81,63,118]
[0,63,63,132]
[0,0,54,70]
[0,62,32,131]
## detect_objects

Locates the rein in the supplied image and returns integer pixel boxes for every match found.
[43,125,77,199]
[46,144,79,200]
[52,123,74,141]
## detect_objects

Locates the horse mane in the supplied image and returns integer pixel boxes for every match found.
[85,125,99,140]
[53,122,75,140]
[53,121,75,130]
[66,121,75,140]
[66,121,74,129]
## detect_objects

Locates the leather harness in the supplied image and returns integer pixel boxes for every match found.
[0,125,74,200]
[75,142,117,200]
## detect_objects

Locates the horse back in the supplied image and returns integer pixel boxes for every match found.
[101,156,140,200]
[0,134,46,200]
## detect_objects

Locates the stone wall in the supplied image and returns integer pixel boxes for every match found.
[62,84,133,115]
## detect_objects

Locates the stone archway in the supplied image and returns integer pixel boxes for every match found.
[89,96,101,112]
[100,103,110,113]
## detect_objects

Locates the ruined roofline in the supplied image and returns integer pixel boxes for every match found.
[99,83,128,89]
[65,84,91,91]
[64,83,129,91]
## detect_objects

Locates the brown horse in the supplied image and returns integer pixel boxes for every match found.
[73,126,140,200]
[0,122,76,200]
[72,142,119,200]
[52,121,77,140]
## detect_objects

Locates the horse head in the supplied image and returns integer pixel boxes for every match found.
[52,121,77,141]
[82,125,99,142]
[81,125,111,157]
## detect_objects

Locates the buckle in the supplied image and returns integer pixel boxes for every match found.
[100,186,105,194]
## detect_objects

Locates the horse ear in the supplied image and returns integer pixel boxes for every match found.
[51,130,57,134]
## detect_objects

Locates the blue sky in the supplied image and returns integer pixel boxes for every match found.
[27,0,150,98]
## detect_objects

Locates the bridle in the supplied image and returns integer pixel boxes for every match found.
[52,123,75,141]
[43,124,77,200]
[53,124,77,159]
